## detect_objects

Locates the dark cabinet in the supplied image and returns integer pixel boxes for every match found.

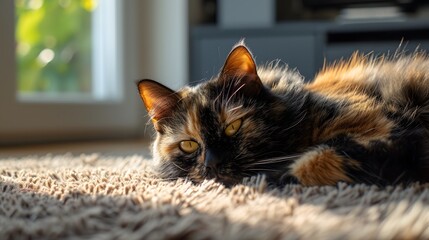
[191,20,429,83]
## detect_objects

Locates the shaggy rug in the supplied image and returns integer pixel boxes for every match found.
[1,154,429,239]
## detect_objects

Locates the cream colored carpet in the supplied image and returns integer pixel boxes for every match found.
[1,154,429,239]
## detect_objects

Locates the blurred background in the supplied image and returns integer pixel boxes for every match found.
[1,0,429,156]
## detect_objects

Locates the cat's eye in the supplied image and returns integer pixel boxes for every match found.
[179,140,199,154]
[225,119,242,136]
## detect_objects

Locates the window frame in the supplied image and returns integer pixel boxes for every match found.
[0,0,143,144]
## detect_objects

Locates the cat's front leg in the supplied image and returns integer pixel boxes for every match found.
[287,145,359,186]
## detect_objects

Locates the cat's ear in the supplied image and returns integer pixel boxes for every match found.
[220,44,263,95]
[137,79,179,131]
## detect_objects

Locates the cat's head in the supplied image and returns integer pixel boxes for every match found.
[137,43,304,186]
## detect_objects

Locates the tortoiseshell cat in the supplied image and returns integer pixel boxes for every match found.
[137,42,429,187]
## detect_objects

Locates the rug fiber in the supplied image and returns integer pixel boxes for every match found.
[1,154,429,239]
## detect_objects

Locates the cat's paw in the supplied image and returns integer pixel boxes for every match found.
[288,145,354,186]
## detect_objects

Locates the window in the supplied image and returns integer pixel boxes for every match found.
[15,0,120,102]
[0,0,142,144]
[0,1,189,145]
[16,0,93,97]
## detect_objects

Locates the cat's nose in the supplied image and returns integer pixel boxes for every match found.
[204,149,222,173]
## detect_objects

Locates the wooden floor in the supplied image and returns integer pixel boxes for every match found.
[0,138,152,159]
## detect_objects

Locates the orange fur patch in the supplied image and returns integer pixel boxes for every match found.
[306,53,377,101]
[289,146,354,186]
[184,106,202,140]
[159,142,179,159]
[306,53,394,146]
[314,106,394,146]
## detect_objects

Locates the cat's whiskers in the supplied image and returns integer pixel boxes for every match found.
[226,83,246,107]
[222,77,235,103]
[248,157,299,165]
[143,115,155,136]
[171,161,188,173]
[159,177,182,181]
[338,150,386,185]
[213,91,224,106]
[245,150,290,159]
[246,168,281,172]
[242,156,300,173]
[228,105,243,113]
[348,164,385,186]
[248,152,300,162]
[233,149,289,164]
[392,171,408,185]
[282,112,307,132]
[213,79,228,107]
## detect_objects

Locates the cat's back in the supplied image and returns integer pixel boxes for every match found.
[256,53,429,102]
[307,52,429,106]
[256,62,306,96]
[303,52,429,134]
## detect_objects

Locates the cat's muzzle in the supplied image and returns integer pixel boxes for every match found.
[204,165,239,186]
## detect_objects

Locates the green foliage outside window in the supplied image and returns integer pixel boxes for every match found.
[16,0,95,93]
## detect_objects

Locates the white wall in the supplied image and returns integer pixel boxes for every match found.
[136,1,189,91]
